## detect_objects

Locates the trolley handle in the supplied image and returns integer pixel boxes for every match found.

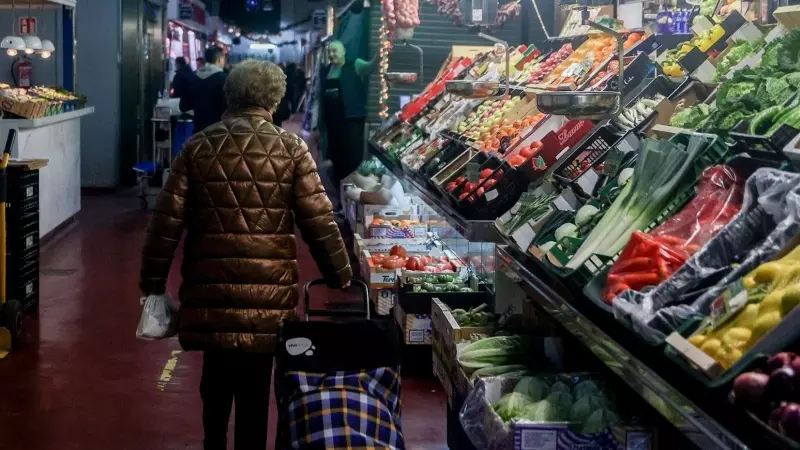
[303,278,370,321]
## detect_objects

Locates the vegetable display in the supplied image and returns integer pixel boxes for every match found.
[457,335,530,374]
[612,95,665,131]
[713,39,765,82]
[451,304,494,326]
[565,136,708,270]
[499,192,558,235]
[732,352,800,443]
[602,165,744,303]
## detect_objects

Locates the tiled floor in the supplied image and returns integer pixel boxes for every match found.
[0,117,448,449]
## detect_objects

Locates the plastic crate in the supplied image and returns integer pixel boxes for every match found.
[552,124,620,183]
[545,132,736,287]
[455,159,527,221]
[6,167,39,216]
[6,211,39,266]
[730,123,800,163]
[8,262,39,311]
[445,153,496,203]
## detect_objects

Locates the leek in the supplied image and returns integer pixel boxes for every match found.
[565,135,708,270]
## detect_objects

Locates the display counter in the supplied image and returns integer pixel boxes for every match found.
[0,107,95,238]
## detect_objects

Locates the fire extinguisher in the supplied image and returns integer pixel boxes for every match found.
[12,57,33,88]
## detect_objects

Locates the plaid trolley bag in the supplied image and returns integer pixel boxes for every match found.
[275,279,406,449]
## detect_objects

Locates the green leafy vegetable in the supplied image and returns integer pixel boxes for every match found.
[570,394,609,424]
[514,377,549,402]
[494,392,535,422]
[457,335,530,372]
[581,408,621,434]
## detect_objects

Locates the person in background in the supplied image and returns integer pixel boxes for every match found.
[170,57,193,100]
[294,68,306,113]
[312,40,377,210]
[196,57,206,69]
[139,59,352,450]
[273,62,296,128]
[180,46,228,132]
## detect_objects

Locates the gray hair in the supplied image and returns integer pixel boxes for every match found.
[224,60,286,113]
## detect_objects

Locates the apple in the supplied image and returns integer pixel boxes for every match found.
[405,256,422,271]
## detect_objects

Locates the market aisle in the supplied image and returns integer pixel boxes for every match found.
[0,116,447,450]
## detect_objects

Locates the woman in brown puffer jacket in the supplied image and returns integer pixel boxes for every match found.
[139,60,352,450]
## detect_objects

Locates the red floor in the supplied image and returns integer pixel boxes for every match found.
[0,118,448,449]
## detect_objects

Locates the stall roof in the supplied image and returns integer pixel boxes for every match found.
[0,0,74,8]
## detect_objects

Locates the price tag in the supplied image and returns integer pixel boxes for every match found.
[465,163,482,182]
[472,8,483,22]
[485,190,499,201]
[511,222,537,249]
[709,279,748,329]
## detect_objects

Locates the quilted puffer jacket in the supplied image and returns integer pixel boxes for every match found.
[139,107,352,353]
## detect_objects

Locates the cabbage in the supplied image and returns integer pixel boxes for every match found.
[522,397,570,422]
[581,408,620,434]
[550,381,571,396]
[545,391,573,416]
[514,377,549,402]
[493,392,534,422]
[573,380,602,399]
[569,393,609,424]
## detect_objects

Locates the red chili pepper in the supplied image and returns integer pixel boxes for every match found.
[604,282,631,304]
[612,256,654,274]
[618,272,660,287]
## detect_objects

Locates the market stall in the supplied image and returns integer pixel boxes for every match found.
[359,0,800,448]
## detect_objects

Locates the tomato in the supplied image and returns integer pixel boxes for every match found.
[483,178,497,190]
[509,154,526,167]
[480,168,493,179]
[371,253,385,265]
[405,256,422,271]
[531,140,543,149]
[454,176,466,184]
[446,181,458,192]
[518,146,533,158]
[383,258,405,270]
[475,187,485,197]
[390,245,408,258]
[463,181,476,192]
[458,192,469,201]
[439,255,450,263]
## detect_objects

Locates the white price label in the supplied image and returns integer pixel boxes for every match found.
[25,186,33,198]
[485,190,499,201]
[511,222,536,250]
[472,8,483,22]
[519,429,557,450]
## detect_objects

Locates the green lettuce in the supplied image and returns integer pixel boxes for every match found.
[493,392,534,422]
[513,377,549,402]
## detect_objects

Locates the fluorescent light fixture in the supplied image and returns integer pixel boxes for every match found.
[249,43,276,50]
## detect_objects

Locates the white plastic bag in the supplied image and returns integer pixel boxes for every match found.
[136,294,178,340]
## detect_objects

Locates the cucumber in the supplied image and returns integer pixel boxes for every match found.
[767,106,800,135]
[749,105,783,135]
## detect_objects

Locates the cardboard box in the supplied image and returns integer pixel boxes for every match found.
[371,287,396,316]
[431,298,493,390]
[432,349,454,407]
[394,299,432,345]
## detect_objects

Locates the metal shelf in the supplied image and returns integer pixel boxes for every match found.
[496,245,752,450]
[368,142,502,243]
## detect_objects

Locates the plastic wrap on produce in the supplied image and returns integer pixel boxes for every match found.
[613,169,800,344]
[460,377,516,450]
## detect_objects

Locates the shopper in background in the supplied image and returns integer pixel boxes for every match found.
[180,46,228,132]
[273,62,296,128]
[196,57,206,69]
[170,57,193,100]
[140,59,352,450]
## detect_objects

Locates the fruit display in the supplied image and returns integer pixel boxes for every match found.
[660,25,727,77]
[457,97,521,136]
[529,44,574,84]
[538,36,619,88]
[451,304,493,326]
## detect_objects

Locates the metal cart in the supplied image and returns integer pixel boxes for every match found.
[133,106,172,210]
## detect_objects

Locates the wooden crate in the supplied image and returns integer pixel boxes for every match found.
[431,298,493,387]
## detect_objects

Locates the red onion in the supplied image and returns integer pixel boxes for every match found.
[733,372,769,409]
[780,403,800,441]
[770,406,784,430]
[767,352,797,373]
[767,367,797,403]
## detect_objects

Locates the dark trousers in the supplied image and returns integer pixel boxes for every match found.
[200,351,274,450]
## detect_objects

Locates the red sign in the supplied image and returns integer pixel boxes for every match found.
[178,0,206,26]
[19,17,37,35]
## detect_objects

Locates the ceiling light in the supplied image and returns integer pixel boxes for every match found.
[23,35,41,54]
[1,36,25,57]
[249,43,276,50]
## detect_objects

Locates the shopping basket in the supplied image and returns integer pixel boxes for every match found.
[275,279,406,449]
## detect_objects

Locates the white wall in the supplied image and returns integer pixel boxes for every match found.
[0,8,62,87]
[76,0,122,187]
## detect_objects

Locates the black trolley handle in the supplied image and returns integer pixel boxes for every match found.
[303,278,370,321]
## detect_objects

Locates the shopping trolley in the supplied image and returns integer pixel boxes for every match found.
[274,279,406,449]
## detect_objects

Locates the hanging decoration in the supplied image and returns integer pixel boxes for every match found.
[377,18,392,119]
[424,0,521,27]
